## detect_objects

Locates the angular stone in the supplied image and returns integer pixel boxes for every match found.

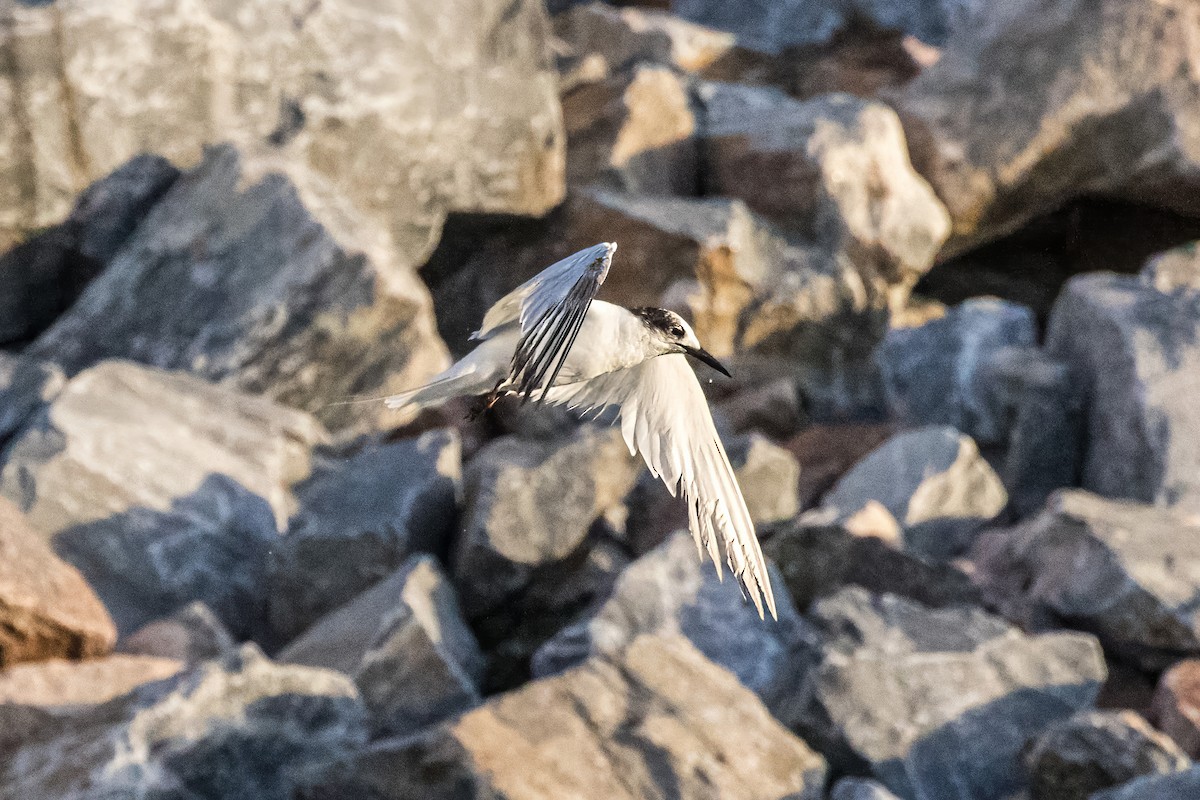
[878,299,1037,445]
[309,635,827,800]
[1090,766,1200,800]
[821,425,1007,559]
[25,146,450,431]
[783,422,896,509]
[117,602,237,665]
[714,376,807,439]
[971,491,1200,671]
[268,430,461,642]
[895,0,1200,256]
[0,355,64,450]
[1025,710,1190,800]
[0,644,367,800]
[831,778,903,800]
[1144,243,1200,293]
[0,654,182,708]
[1153,660,1200,758]
[282,555,484,738]
[532,531,817,719]
[0,496,115,666]
[795,587,1107,800]
[0,360,326,637]
[1044,273,1200,510]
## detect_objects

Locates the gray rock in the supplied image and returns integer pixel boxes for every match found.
[0,154,179,346]
[0,644,367,800]
[1026,710,1191,800]
[118,602,237,665]
[306,635,827,800]
[0,354,64,450]
[821,425,1007,559]
[25,145,450,431]
[532,531,818,720]
[831,778,903,800]
[971,490,1200,670]
[268,430,460,642]
[1090,767,1200,800]
[795,587,1107,800]
[1044,273,1200,511]
[282,555,484,738]
[0,360,326,637]
[1144,243,1200,293]
[878,299,1037,445]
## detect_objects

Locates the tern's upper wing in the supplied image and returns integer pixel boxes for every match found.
[473,243,614,403]
[544,354,777,620]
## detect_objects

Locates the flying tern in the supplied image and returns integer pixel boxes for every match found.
[385,242,777,619]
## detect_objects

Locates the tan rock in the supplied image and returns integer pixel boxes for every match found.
[0,497,115,666]
[0,654,181,708]
[555,3,740,74]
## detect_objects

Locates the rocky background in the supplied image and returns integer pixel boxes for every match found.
[2,0,1200,798]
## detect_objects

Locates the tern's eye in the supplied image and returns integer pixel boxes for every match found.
[669,325,684,338]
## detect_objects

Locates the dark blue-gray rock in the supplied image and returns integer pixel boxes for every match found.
[1042,273,1200,511]
[0,154,179,346]
[971,490,1200,671]
[0,354,64,460]
[0,360,326,638]
[1090,766,1200,800]
[794,587,1107,800]
[820,425,1007,559]
[831,778,903,800]
[531,531,817,721]
[1025,710,1190,800]
[1144,243,1200,292]
[267,430,460,643]
[0,644,367,800]
[305,635,827,800]
[25,145,450,431]
[118,601,237,665]
[877,299,1037,445]
[282,555,484,738]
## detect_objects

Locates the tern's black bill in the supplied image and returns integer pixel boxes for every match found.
[683,345,732,377]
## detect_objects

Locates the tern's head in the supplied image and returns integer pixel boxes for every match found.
[631,307,732,377]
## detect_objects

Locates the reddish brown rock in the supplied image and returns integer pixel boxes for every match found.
[783,423,896,509]
[0,654,181,708]
[0,497,115,666]
[1154,660,1200,758]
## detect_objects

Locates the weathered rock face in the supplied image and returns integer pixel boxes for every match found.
[0,360,326,638]
[0,355,64,451]
[282,555,484,738]
[0,0,564,258]
[0,496,115,666]
[972,490,1200,671]
[1043,273,1200,511]
[794,587,1107,800]
[820,425,1007,559]
[1025,710,1191,800]
[895,0,1200,256]
[831,778,903,800]
[877,298,1037,445]
[24,146,449,431]
[309,635,828,800]
[1153,660,1200,758]
[0,654,182,708]
[1090,766,1200,800]
[0,644,368,800]
[117,602,237,665]
[1144,243,1200,293]
[267,430,461,643]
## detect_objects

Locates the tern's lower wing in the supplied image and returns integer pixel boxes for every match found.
[543,354,777,620]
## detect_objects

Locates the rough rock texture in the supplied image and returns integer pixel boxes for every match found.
[117,602,237,665]
[282,555,484,738]
[895,0,1200,256]
[0,0,564,258]
[1144,243,1200,293]
[1043,273,1200,511]
[784,422,896,509]
[1154,660,1200,758]
[25,146,449,430]
[765,517,981,613]
[0,360,326,637]
[268,430,461,643]
[0,154,179,346]
[0,496,115,666]
[821,425,1007,559]
[532,532,816,720]
[794,588,1107,800]
[0,654,182,708]
[972,490,1200,671]
[0,355,64,450]
[1090,767,1200,800]
[878,299,1037,445]
[831,778,903,800]
[309,635,828,800]
[1025,710,1191,800]
[0,644,367,800]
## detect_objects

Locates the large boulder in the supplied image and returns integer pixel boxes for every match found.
[794,587,1107,800]
[0,0,564,257]
[895,0,1200,256]
[0,360,326,638]
[24,146,449,430]
[267,430,461,643]
[308,635,828,800]
[972,490,1200,670]
[0,496,115,666]
[0,644,368,800]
